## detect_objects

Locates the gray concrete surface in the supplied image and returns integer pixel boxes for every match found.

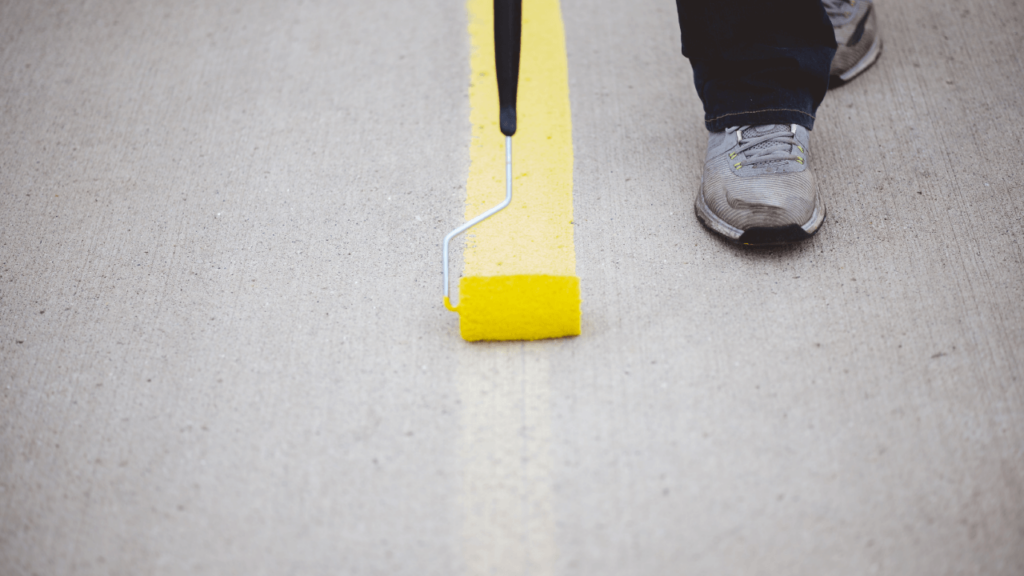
[1,0,1022,574]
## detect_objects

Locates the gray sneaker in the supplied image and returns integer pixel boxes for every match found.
[694,124,826,245]
[824,0,881,85]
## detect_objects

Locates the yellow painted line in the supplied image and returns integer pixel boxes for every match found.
[456,1,570,571]
[464,0,575,279]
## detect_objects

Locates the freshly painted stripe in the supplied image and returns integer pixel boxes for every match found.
[464,0,575,278]
[456,1,569,572]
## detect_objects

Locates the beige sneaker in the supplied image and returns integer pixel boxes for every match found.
[694,124,826,245]
[825,0,882,85]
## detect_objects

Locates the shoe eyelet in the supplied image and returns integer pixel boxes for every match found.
[796,157,804,164]
[797,145,804,152]
[729,152,736,159]
[733,162,742,169]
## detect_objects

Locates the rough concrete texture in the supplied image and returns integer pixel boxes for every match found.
[1,0,1022,574]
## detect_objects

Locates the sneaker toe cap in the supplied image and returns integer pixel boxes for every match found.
[703,168,818,231]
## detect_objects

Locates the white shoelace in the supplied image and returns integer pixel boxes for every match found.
[726,126,802,168]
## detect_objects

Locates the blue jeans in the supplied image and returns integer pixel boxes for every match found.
[675,0,837,131]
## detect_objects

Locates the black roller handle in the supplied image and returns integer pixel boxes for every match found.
[494,0,522,136]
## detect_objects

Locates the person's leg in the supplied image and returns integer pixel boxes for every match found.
[675,0,836,132]
[677,0,837,245]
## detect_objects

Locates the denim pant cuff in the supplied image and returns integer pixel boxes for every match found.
[705,108,817,132]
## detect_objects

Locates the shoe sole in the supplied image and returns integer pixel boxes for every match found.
[830,35,882,88]
[693,183,827,246]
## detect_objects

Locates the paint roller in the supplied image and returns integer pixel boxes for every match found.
[442,0,581,342]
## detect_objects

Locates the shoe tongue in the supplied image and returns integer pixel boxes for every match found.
[743,124,789,140]
[743,124,791,158]
[741,122,794,165]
